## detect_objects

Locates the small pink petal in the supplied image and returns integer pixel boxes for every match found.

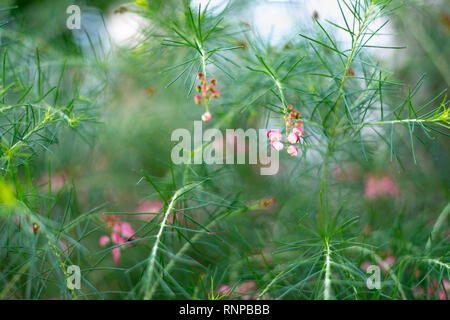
[99,235,110,247]
[201,111,212,122]
[217,285,232,295]
[112,223,121,233]
[121,222,135,238]
[267,130,283,142]
[360,261,371,271]
[270,140,284,151]
[292,126,304,137]
[112,248,120,266]
[287,145,298,156]
[287,132,299,144]
[111,232,120,244]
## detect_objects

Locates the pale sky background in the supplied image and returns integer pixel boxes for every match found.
[105,0,397,62]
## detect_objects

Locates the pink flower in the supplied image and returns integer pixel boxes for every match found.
[270,140,284,151]
[288,109,300,119]
[292,126,304,137]
[360,261,371,271]
[37,172,67,192]
[364,174,399,200]
[99,235,110,247]
[217,285,232,295]
[287,132,299,144]
[383,256,396,266]
[121,222,135,238]
[202,111,212,122]
[287,145,298,156]
[211,90,220,98]
[112,223,121,234]
[294,120,304,128]
[111,232,121,244]
[267,130,283,142]
[112,248,120,266]
[134,200,163,220]
[238,281,257,300]
[194,95,202,104]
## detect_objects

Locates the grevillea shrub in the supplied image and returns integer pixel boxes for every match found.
[0,0,448,300]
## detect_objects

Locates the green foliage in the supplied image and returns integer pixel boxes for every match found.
[0,0,448,300]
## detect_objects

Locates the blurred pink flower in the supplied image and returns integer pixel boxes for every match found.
[286,145,298,156]
[37,172,67,192]
[112,248,120,266]
[360,261,371,271]
[134,200,164,221]
[267,130,283,142]
[217,285,233,296]
[238,281,257,300]
[364,173,399,200]
[99,216,138,266]
[270,140,284,151]
[99,235,110,247]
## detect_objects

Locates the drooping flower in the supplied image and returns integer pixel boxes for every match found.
[211,90,220,98]
[292,126,304,137]
[99,217,138,266]
[270,140,284,151]
[112,248,120,266]
[194,95,202,104]
[99,235,110,247]
[287,145,299,156]
[287,132,299,144]
[202,111,212,122]
[364,174,399,200]
[217,285,232,296]
[295,120,304,127]
[121,222,135,238]
[267,130,283,142]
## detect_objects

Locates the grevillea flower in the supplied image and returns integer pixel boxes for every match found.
[270,140,284,151]
[194,73,219,122]
[292,126,304,137]
[267,104,304,156]
[287,145,299,156]
[201,111,212,122]
[364,174,399,200]
[287,132,299,144]
[360,261,372,271]
[99,235,110,247]
[211,90,220,98]
[295,120,304,127]
[217,285,232,295]
[267,130,283,142]
[112,248,120,266]
[194,95,202,104]
[99,217,138,266]
[121,222,135,238]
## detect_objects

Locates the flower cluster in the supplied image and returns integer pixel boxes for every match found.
[212,281,270,300]
[194,73,220,122]
[267,105,304,156]
[99,216,138,266]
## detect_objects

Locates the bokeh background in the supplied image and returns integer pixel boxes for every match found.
[0,0,448,299]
